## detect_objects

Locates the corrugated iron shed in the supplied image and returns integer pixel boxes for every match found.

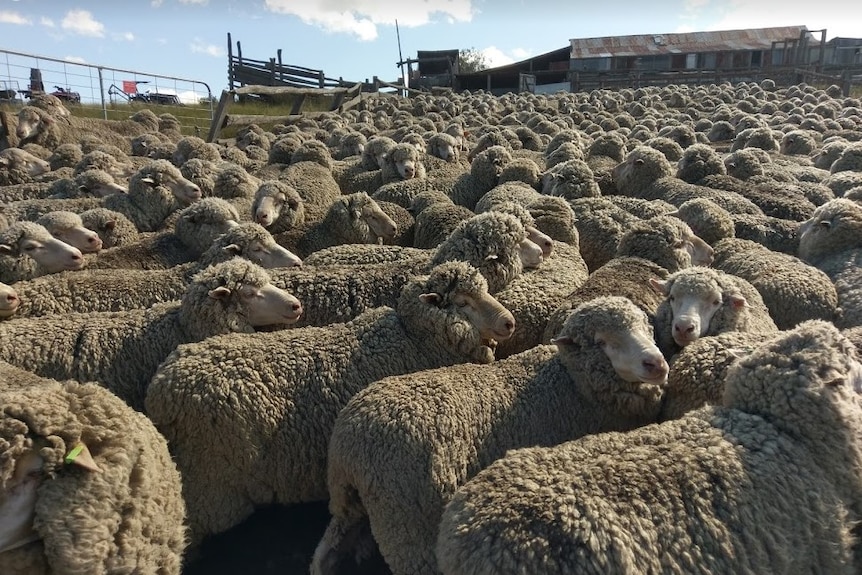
[570,26,815,58]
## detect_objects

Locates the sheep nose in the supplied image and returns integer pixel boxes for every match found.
[256,213,270,224]
[643,358,668,376]
[71,252,82,261]
[6,294,17,303]
[675,323,695,334]
[291,302,301,312]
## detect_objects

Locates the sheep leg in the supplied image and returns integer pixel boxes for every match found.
[311,515,376,575]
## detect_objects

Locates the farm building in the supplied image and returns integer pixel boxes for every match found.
[452,25,860,95]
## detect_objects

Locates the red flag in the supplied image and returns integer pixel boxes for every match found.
[122,80,137,94]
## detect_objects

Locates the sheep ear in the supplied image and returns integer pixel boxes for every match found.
[635,158,644,165]
[0,157,8,167]
[551,335,575,348]
[208,286,232,300]
[649,277,670,295]
[64,442,101,473]
[140,176,156,186]
[287,198,298,209]
[103,220,116,231]
[183,213,198,224]
[484,254,499,262]
[819,220,831,230]
[78,185,89,194]
[728,293,747,309]
[665,209,679,217]
[222,243,242,256]
[0,244,13,255]
[418,293,441,306]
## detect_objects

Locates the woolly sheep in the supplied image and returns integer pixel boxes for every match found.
[0,222,83,283]
[78,207,140,249]
[672,197,736,245]
[86,197,239,271]
[830,142,862,174]
[650,265,779,358]
[658,330,773,421]
[613,145,763,215]
[0,365,186,575]
[798,198,862,328]
[449,145,513,209]
[0,257,302,411]
[48,168,128,199]
[0,147,51,185]
[10,221,302,319]
[14,106,133,152]
[251,180,305,233]
[36,211,103,254]
[436,320,862,575]
[426,132,460,163]
[0,281,18,319]
[281,192,397,258]
[542,215,712,342]
[104,159,202,232]
[713,236,838,329]
[146,261,516,546]
[314,296,668,575]
[277,153,343,222]
[541,158,600,200]
[410,190,474,249]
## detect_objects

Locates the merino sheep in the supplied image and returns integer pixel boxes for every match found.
[104,159,202,232]
[0,147,51,186]
[410,190,475,249]
[798,198,862,328]
[0,257,302,411]
[613,145,763,215]
[0,221,83,284]
[449,145,513,209]
[0,365,187,575]
[650,265,779,358]
[712,236,838,329]
[436,320,862,575]
[314,296,668,575]
[36,211,103,254]
[9,221,302,318]
[0,281,18,319]
[280,192,397,258]
[78,207,140,249]
[86,197,239,271]
[145,261,516,547]
[48,168,128,199]
[542,215,712,342]
[251,180,305,233]
[14,106,133,152]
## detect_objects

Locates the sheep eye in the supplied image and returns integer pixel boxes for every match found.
[668,295,675,302]
[713,299,721,306]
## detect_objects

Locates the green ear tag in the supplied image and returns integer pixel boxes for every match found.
[64,443,85,465]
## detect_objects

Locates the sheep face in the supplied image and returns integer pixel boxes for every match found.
[0,148,51,177]
[554,296,669,387]
[0,449,45,554]
[518,237,544,269]
[141,163,202,205]
[651,272,747,347]
[78,170,127,198]
[252,184,301,229]
[224,236,303,269]
[48,223,103,254]
[0,224,83,273]
[0,282,19,319]
[410,262,515,364]
[525,226,553,258]
[357,197,398,241]
[208,282,303,328]
[798,198,862,265]
[429,135,458,162]
[612,147,673,195]
[14,108,50,141]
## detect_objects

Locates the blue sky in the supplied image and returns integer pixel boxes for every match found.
[0,0,860,103]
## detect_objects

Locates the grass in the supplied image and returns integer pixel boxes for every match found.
[0,92,342,141]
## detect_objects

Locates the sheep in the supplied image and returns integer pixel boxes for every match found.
[0,147,51,185]
[650,266,779,359]
[449,145,513,209]
[313,296,668,575]
[277,152,343,222]
[47,168,128,199]
[542,215,712,342]
[436,320,862,575]
[568,198,642,272]
[14,106,138,153]
[78,207,140,249]
[658,330,774,421]
[673,197,736,245]
[410,190,475,249]
[36,211,103,254]
[0,257,302,411]
[9,221,302,319]
[382,142,427,181]
[612,145,763,215]
[0,365,187,575]
[251,180,305,233]
[145,260,516,547]
[540,158,600,200]
[85,197,239,271]
[426,132,460,163]
[0,281,18,319]
[0,221,83,284]
[712,236,838,329]
[104,159,202,232]
[798,198,862,328]
[280,192,397,258]
[830,142,862,174]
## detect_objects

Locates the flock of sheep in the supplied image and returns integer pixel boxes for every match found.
[0,74,862,574]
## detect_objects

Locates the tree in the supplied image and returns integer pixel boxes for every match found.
[459,47,488,73]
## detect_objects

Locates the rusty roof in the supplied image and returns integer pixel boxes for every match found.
[570,26,815,59]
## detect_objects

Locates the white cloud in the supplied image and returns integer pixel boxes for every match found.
[64,56,87,64]
[180,0,209,4]
[510,48,531,61]
[151,0,164,6]
[40,17,55,28]
[113,31,135,42]
[0,11,32,25]
[61,9,105,37]
[190,38,225,57]
[479,46,533,69]
[263,0,474,41]
[697,1,857,40]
